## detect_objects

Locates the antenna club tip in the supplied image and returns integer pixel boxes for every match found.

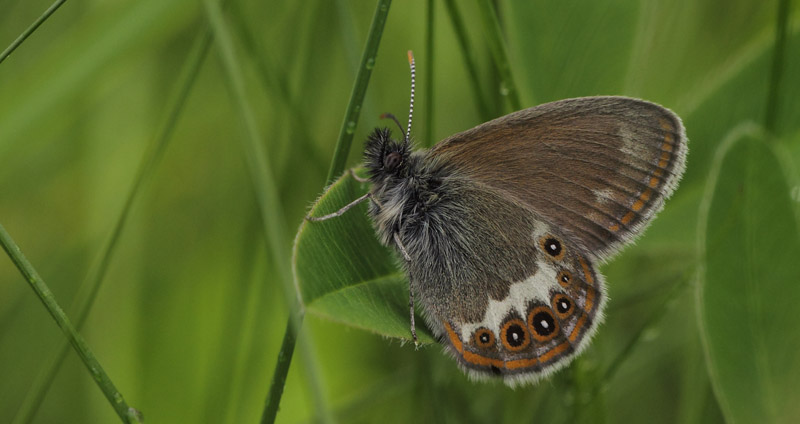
[407,50,414,64]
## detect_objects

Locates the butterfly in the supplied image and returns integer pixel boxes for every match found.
[308,54,687,386]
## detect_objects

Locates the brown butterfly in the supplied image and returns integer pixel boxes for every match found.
[308,55,687,386]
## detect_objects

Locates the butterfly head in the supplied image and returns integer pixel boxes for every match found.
[364,127,412,183]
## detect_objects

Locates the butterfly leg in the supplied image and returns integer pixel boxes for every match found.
[393,232,418,348]
[305,192,371,221]
[408,285,418,349]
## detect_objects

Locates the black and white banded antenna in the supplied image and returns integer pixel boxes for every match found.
[405,50,415,144]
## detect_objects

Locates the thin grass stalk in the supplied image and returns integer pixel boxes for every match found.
[11,19,214,424]
[567,267,696,423]
[227,2,327,173]
[424,0,435,146]
[201,1,336,422]
[249,0,393,421]
[221,5,334,419]
[475,0,521,111]
[0,0,68,65]
[201,0,293,337]
[0,224,139,423]
[764,0,791,134]
[261,310,302,424]
[325,0,393,183]
[601,271,693,383]
[218,216,267,424]
[441,0,492,121]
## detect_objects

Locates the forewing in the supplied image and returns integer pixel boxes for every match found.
[430,96,687,261]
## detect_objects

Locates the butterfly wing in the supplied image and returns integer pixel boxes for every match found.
[404,173,607,385]
[429,96,687,261]
[410,96,685,384]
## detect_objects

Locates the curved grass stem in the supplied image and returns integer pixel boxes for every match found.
[11,19,214,424]
[325,0,393,183]
[0,224,139,423]
[0,0,68,65]
[764,0,791,134]
[475,0,522,111]
[442,0,492,121]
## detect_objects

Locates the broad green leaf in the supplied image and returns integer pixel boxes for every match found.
[698,127,800,424]
[293,171,435,343]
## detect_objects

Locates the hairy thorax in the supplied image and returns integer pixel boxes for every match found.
[367,153,446,247]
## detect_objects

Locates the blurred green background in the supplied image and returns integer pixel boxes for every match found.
[1,0,799,423]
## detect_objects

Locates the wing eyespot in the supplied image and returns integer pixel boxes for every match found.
[551,293,575,320]
[527,306,560,342]
[557,270,573,287]
[500,319,530,351]
[473,328,496,349]
[539,235,565,260]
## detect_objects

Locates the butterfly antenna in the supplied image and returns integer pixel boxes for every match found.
[379,113,406,139]
[405,50,415,144]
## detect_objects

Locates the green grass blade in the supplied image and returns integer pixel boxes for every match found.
[698,124,800,423]
[11,21,214,424]
[0,0,67,65]
[325,0,393,183]
[0,224,139,423]
[423,0,435,146]
[202,0,292,316]
[261,314,300,424]
[603,271,693,384]
[0,0,193,155]
[568,267,696,419]
[765,0,792,133]
[228,1,395,420]
[475,0,522,111]
[201,1,332,422]
[227,2,327,175]
[442,0,492,121]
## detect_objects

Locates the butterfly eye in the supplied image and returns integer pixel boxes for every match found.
[500,319,530,351]
[383,151,402,171]
[557,270,572,287]
[551,294,574,319]
[473,328,495,349]
[527,306,560,342]
[539,235,565,260]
